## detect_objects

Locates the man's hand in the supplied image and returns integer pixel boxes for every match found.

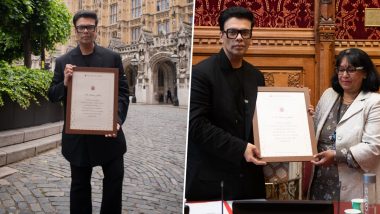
[310,150,336,167]
[64,64,76,86]
[244,143,267,165]
[105,123,120,138]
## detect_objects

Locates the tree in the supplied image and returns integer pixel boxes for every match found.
[0,0,32,63]
[0,0,71,68]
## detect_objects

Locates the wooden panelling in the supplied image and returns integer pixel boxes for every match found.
[335,41,380,58]
[192,26,380,105]
[193,27,315,56]
[192,26,318,105]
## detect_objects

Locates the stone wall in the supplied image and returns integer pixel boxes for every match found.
[0,96,63,131]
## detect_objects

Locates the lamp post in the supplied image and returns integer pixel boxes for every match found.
[130,56,138,103]
[170,53,179,106]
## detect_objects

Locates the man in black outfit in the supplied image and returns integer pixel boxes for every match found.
[185,6,267,201]
[48,10,129,214]
[167,88,173,103]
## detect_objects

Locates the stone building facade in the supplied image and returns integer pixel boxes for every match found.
[56,0,193,106]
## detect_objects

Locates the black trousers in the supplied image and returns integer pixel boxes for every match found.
[167,96,173,103]
[70,156,124,214]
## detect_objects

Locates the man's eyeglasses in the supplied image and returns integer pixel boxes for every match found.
[76,25,96,33]
[335,66,363,75]
[223,28,252,39]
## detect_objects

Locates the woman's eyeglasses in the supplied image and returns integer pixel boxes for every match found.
[335,66,363,75]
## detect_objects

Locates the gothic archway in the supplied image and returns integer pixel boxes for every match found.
[153,60,176,104]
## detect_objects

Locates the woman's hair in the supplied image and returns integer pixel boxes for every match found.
[332,48,380,94]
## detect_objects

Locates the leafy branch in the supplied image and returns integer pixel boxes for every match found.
[0,61,53,109]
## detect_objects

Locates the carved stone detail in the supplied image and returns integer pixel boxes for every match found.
[130,18,141,26]
[156,11,170,19]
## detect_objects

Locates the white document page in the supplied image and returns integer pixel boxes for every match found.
[70,71,114,131]
[256,92,312,157]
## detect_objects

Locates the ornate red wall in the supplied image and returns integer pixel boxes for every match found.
[194,0,314,28]
[335,0,380,40]
[194,0,380,40]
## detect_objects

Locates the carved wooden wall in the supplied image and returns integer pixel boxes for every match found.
[192,1,380,103]
[192,27,318,105]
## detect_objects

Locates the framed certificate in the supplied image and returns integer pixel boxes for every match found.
[253,87,317,162]
[65,67,118,135]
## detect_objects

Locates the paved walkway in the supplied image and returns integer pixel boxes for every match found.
[0,104,188,214]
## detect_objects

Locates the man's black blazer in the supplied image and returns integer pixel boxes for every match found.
[186,49,265,200]
[48,45,129,167]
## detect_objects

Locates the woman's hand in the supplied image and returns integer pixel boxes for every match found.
[311,150,336,167]
[308,105,315,117]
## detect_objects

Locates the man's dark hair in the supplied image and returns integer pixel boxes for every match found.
[218,7,255,31]
[73,10,98,27]
[332,48,380,94]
